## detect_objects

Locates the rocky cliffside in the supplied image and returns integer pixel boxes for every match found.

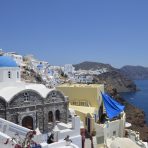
[120,65,148,80]
[93,71,136,92]
[21,67,44,84]
[74,61,137,92]
[112,92,148,142]
[125,103,148,142]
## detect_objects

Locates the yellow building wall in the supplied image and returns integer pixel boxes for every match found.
[74,109,95,133]
[74,110,87,128]
[57,84,104,133]
[57,84,104,109]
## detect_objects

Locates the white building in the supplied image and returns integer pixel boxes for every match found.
[0,116,82,148]
[92,112,147,148]
[4,52,23,67]
[0,56,21,82]
[92,68,108,75]
[94,113,126,147]
[64,64,75,76]
[0,55,82,148]
[75,74,93,84]
[0,49,4,55]
[24,55,48,72]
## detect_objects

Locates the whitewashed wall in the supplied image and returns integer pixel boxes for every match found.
[0,68,20,82]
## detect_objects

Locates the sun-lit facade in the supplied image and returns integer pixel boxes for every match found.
[57,83,104,134]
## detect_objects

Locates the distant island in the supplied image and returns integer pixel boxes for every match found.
[120,65,148,80]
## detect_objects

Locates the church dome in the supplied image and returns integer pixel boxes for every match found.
[37,64,43,69]
[0,56,18,67]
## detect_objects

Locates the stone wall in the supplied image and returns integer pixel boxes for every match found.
[0,90,68,133]
[0,98,6,119]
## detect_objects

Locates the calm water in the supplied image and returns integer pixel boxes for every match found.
[120,80,148,124]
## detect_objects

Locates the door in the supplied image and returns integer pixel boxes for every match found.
[22,116,33,130]
[87,117,91,133]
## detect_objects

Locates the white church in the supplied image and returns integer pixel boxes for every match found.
[0,55,82,148]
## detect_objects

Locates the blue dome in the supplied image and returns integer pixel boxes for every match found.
[37,64,43,68]
[0,56,18,67]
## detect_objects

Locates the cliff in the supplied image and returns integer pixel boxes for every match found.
[21,67,44,84]
[93,71,136,92]
[120,65,148,80]
[110,89,148,142]
[74,61,137,92]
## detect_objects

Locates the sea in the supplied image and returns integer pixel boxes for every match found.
[120,80,148,125]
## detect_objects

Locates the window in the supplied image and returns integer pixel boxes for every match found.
[71,100,89,107]
[17,72,19,78]
[24,92,29,102]
[48,111,53,122]
[52,92,56,97]
[8,71,11,78]
[94,114,97,122]
[113,131,116,136]
[55,110,60,121]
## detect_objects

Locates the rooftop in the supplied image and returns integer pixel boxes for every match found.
[109,137,140,148]
[0,56,18,67]
[69,105,96,117]
[57,83,104,88]
[0,82,54,102]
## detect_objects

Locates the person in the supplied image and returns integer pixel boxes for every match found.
[100,113,108,123]
[64,135,72,146]
[47,133,54,144]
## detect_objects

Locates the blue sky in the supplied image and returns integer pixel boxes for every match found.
[0,0,148,68]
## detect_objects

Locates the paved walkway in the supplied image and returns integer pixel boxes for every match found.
[85,138,91,148]
[85,137,105,148]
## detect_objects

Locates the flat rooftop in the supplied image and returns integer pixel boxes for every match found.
[57,83,104,88]
[69,105,96,116]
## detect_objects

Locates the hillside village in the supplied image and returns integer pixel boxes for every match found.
[0,49,108,87]
[0,49,137,93]
[0,49,148,148]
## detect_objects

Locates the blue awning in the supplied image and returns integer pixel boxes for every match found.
[101,92,125,119]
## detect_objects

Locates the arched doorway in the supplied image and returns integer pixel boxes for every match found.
[99,102,104,120]
[86,113,91,133]
[48,111,53,122]
[22,116,33,130]
[87,117,91,133]
[55,110,60,121]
